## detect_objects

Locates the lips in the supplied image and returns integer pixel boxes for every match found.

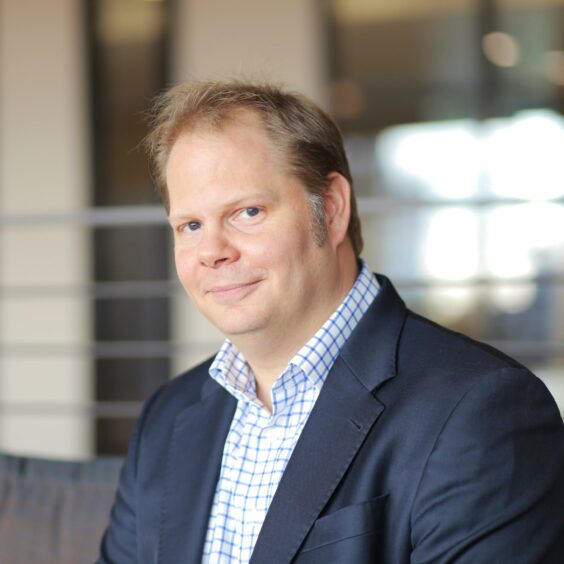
[207,279,263,302]
[209,281,259,293]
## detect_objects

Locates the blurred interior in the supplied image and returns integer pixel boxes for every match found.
[1,0,563,459]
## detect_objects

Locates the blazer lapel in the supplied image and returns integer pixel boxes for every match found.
[157,381,237,564]
[250,358,384,563]
[250,274,407,564]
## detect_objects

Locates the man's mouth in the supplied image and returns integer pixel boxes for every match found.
[207,279,263,301]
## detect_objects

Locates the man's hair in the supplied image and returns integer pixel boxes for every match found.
[145,80,363,256]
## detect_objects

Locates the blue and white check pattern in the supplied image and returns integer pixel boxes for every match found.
[202,261,379,563]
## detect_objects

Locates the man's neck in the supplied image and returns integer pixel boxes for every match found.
[234,329,316,413]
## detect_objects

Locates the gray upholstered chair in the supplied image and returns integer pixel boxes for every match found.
[0,452,122,564]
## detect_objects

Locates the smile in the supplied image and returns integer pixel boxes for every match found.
[208,280,262,302]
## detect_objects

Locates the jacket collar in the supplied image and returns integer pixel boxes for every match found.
[340,273,407,391]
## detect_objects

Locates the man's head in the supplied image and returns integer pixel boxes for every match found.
[147,81,361,355]
[145,80,363,256]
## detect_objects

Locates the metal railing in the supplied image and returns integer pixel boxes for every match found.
[1,199,563,419]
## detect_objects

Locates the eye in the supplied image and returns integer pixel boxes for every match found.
[182,221,201,232]
[240,207,260,218]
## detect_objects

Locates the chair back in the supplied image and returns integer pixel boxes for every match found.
[0,453,122,564]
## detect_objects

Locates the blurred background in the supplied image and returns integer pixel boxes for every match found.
[1,0,563,459]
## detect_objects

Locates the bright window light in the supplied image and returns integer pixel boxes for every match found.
[376,113,564,313]
[485,110,564,201]
[378,120,481,199]
[378,109,564,201]
[423,208,479,281]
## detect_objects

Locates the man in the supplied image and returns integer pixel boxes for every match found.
[99,81,564,563]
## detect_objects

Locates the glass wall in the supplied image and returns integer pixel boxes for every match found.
[87,0,171,454]
[1,0,562,460]
[326,0,564,408]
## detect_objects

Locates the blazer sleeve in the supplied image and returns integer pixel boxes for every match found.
[97,384,166,564]
[97,427,139,563]
[410,366,564,564]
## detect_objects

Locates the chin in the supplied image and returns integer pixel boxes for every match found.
[220,324,261,338]
[214,316,266,339]
[203,302,272,339]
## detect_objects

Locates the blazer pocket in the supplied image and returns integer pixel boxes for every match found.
[300,494,388,553]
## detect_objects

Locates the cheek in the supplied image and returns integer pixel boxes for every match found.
[174,247,198,289]
[256,223,315,272]
[262,223,309,259]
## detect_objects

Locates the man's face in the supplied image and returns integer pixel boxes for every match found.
[166,116,342,348]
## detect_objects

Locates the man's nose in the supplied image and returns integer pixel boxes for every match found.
[198,226,239,268]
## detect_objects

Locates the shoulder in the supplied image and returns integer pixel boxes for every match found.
[348,273,558,410]
[370,297,563,446]
[395,308,545,399]
[387,313,564,560]
[134,356,222,438]
[404,309,526,372]
[153,356,215,405]
[362,280,562,438]
[405,315,564,560]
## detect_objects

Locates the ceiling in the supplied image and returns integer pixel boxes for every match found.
[330,0,564,24]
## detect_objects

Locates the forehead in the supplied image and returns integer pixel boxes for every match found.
[165,113,309,217]
[167,112,288,180]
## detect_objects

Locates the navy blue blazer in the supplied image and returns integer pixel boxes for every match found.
[99,275,564,563]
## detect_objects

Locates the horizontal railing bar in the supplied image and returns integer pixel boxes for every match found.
[2,274,564,300]
[0,205,167,227]
[0,401,143,418]
[2,196,564,227]
[0,280,180,299]
[358,195,564,214]
[0,340,563,358]
[0,341,196,358]
[0,341,219,359]
[1,362,563,418]
[395,275,564,289]
[488,341,564,357]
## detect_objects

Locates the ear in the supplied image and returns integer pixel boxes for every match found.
[324,172,352,248]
